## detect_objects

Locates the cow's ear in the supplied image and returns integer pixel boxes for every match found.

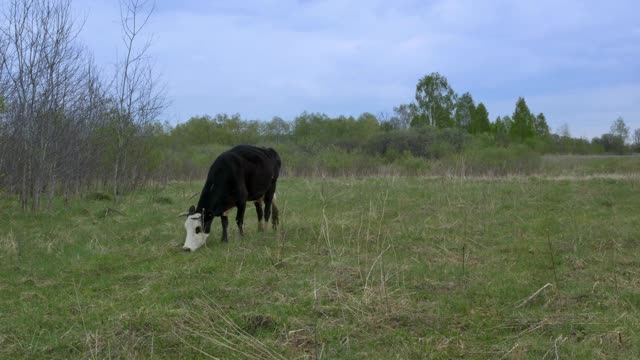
[188,205,195,215]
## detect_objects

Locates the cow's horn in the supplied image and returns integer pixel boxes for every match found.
[178,211,189,217]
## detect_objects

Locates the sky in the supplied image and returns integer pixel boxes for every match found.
[72,0,640,139]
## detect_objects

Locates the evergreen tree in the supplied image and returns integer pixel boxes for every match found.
[470,102,491,134]
[534,112,550,138]
[509,97,535,141]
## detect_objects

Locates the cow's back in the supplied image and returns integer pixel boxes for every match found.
[224,145,279,200]
[229,145,278,165]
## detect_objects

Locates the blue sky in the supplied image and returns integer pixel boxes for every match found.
[74,0,639,138]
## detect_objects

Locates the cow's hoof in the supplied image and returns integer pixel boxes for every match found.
[182,247,191,252]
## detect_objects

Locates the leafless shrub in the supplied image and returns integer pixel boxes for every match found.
[0,0,166,209]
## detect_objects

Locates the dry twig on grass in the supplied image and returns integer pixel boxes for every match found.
[500,343,519,359]
[187,192,199,200]
[516,283,553,308]
[542,335,568,360]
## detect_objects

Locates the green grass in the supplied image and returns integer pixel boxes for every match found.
[1,177,639,359]
[541,154,640,177]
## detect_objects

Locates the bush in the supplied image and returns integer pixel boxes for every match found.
[394,151,430,175]
[593,134,629,155]
[367,129,433,158]
[317,147,383,176]
[86,192,112,201]
[367,127,471,159]
[463,144,541,176]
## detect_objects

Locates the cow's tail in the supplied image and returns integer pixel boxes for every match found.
[271,193,279,230]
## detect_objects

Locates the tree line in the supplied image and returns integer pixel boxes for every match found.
[159,98,637,179]
[167,71,638,157]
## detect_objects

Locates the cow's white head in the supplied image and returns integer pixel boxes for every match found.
[182,207,209,251]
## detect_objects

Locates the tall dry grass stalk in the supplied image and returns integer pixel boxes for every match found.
[313,274,320,360]
[546,230,560,289]
[0,230,18,256]
[176,294,286,360]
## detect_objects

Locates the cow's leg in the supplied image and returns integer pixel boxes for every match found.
[235,200,246,237]
[221,215,229,243]
[254,201,264,232]
[263,185,278,230]
[270,202,279,230]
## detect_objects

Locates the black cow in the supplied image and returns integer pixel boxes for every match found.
[182,145,281,251]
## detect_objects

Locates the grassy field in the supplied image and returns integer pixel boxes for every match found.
[540,154,640,177]
[1,176,639,359]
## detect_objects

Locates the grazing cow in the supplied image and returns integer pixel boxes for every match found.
[181,145,281,251]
